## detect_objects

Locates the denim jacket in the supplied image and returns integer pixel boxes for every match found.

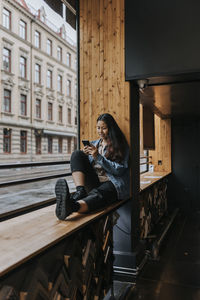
[88,139,130,200]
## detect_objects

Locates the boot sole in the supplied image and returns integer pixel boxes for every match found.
[55,179,70,220]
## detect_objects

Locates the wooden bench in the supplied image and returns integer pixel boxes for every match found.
[0,200,128,278]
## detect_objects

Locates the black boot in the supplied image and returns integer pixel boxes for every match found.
[71,186,87,201]
[55,179,72,220]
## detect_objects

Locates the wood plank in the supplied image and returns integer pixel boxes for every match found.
[140,171,171,191]
[0,200,127,277]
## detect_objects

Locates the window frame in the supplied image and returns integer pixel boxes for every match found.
[19,19,27,40]
[67,79,71,97]
[3,47,11,73]
[36,136,42,154]
[48,136,53,154]
[35,30,41,48]
[66,52,71,67]
[57,46,62,61]
[3,128,12,154]
[3,89,11,113]
[20,94,27,116]
[48,102,53,121]
[35,63,41,84]
[46,39,52,55]
[20,56,27,79]
[20,130,27,154]
[57,74,63,93]
[36,99,41,119]
[3,8,11,30]
[47,69,53,89]
[68,107,71,124]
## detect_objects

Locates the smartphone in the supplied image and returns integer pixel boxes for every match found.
[82,140,91,146]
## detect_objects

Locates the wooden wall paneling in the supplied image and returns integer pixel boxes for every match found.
[79,0,130,143]
[149,115,171,172]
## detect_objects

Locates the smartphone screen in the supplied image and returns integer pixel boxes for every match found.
[82,140,90,146]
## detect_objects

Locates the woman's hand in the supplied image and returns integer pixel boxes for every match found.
[82,145,98,159]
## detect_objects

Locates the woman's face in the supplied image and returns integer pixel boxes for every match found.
[97,120,109,140]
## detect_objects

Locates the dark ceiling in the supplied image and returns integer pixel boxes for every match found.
[140,79,200,120]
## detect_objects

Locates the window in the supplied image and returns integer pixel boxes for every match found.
[3,129,11,153]
[20,56,26,79]
[3,48,11,72]
[58,105,63,123]
[67,137,71,154]
[68,108,71,124]
[66,52,71,67]
[19,20,27,40]
[58,137,62,153]
[57,46,62,61]
[47,39,52,55]
[3,89,11,113]
[20,131,27,153]
[36,99,41,118]
[35,31,41,48]
[36,136,41,154]
[48,137,53,153]
[3,8,11,30]
[67,79,71,97]
[20,94,27,116]
[48,102,53,121]
[75,111,77,125]
[57,75,62,93]
[47,69,52,89]
[35,64,41,84]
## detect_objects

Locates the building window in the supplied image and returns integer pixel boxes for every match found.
[47,69,52,89]
[68,108,71,124]
[20,94,27,116]
[35,31,41,48]
[20,131,27,153]
[75,111,77,125]
[48,102,53,121]
[20,56,26,79]
[36,99,41,118]
[36,136,41,154]
[57,46,62,61]
[48,136,53,153]
[58,105,63,123]
[67,79,71,97]
[3,128,11,153]
[66,52,71,67]
[58,137,62,153]
[19,20,27,39]
[57,75,62,93]
[35,64,41,84]
[3,48,11,72]
[47,39,52,55]
[3,89,11,113]
[67,137,71,154]
[3,8,11,30]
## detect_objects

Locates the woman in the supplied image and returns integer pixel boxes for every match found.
[55,113,130,220]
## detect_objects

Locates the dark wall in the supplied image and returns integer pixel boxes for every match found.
[125,0,200,80]
[168,119,200,212]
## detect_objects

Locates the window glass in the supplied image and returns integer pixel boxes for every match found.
[3,48,11,72]
[20,94,27,116]
[0,0,78,218]
[35,30,41,48]
[3,89,11,112]
[20,131,27,153]
[20,56,26,78]
[19,20,27,39]
[3,8,11,30]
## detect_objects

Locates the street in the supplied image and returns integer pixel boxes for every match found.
[0,165,75,216]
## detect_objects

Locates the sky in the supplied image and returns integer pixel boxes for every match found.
[24,0,77,43]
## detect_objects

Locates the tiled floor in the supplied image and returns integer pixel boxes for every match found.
[126,211,200,300]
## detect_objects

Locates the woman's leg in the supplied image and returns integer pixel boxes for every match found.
[70,150,100,200]
[77,181,118,213]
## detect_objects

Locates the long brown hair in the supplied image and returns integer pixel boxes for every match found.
[97,113,128,163]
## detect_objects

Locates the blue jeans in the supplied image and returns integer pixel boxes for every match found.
[70,150,117,211]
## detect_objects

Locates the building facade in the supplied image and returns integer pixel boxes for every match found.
[0,0,77,162]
